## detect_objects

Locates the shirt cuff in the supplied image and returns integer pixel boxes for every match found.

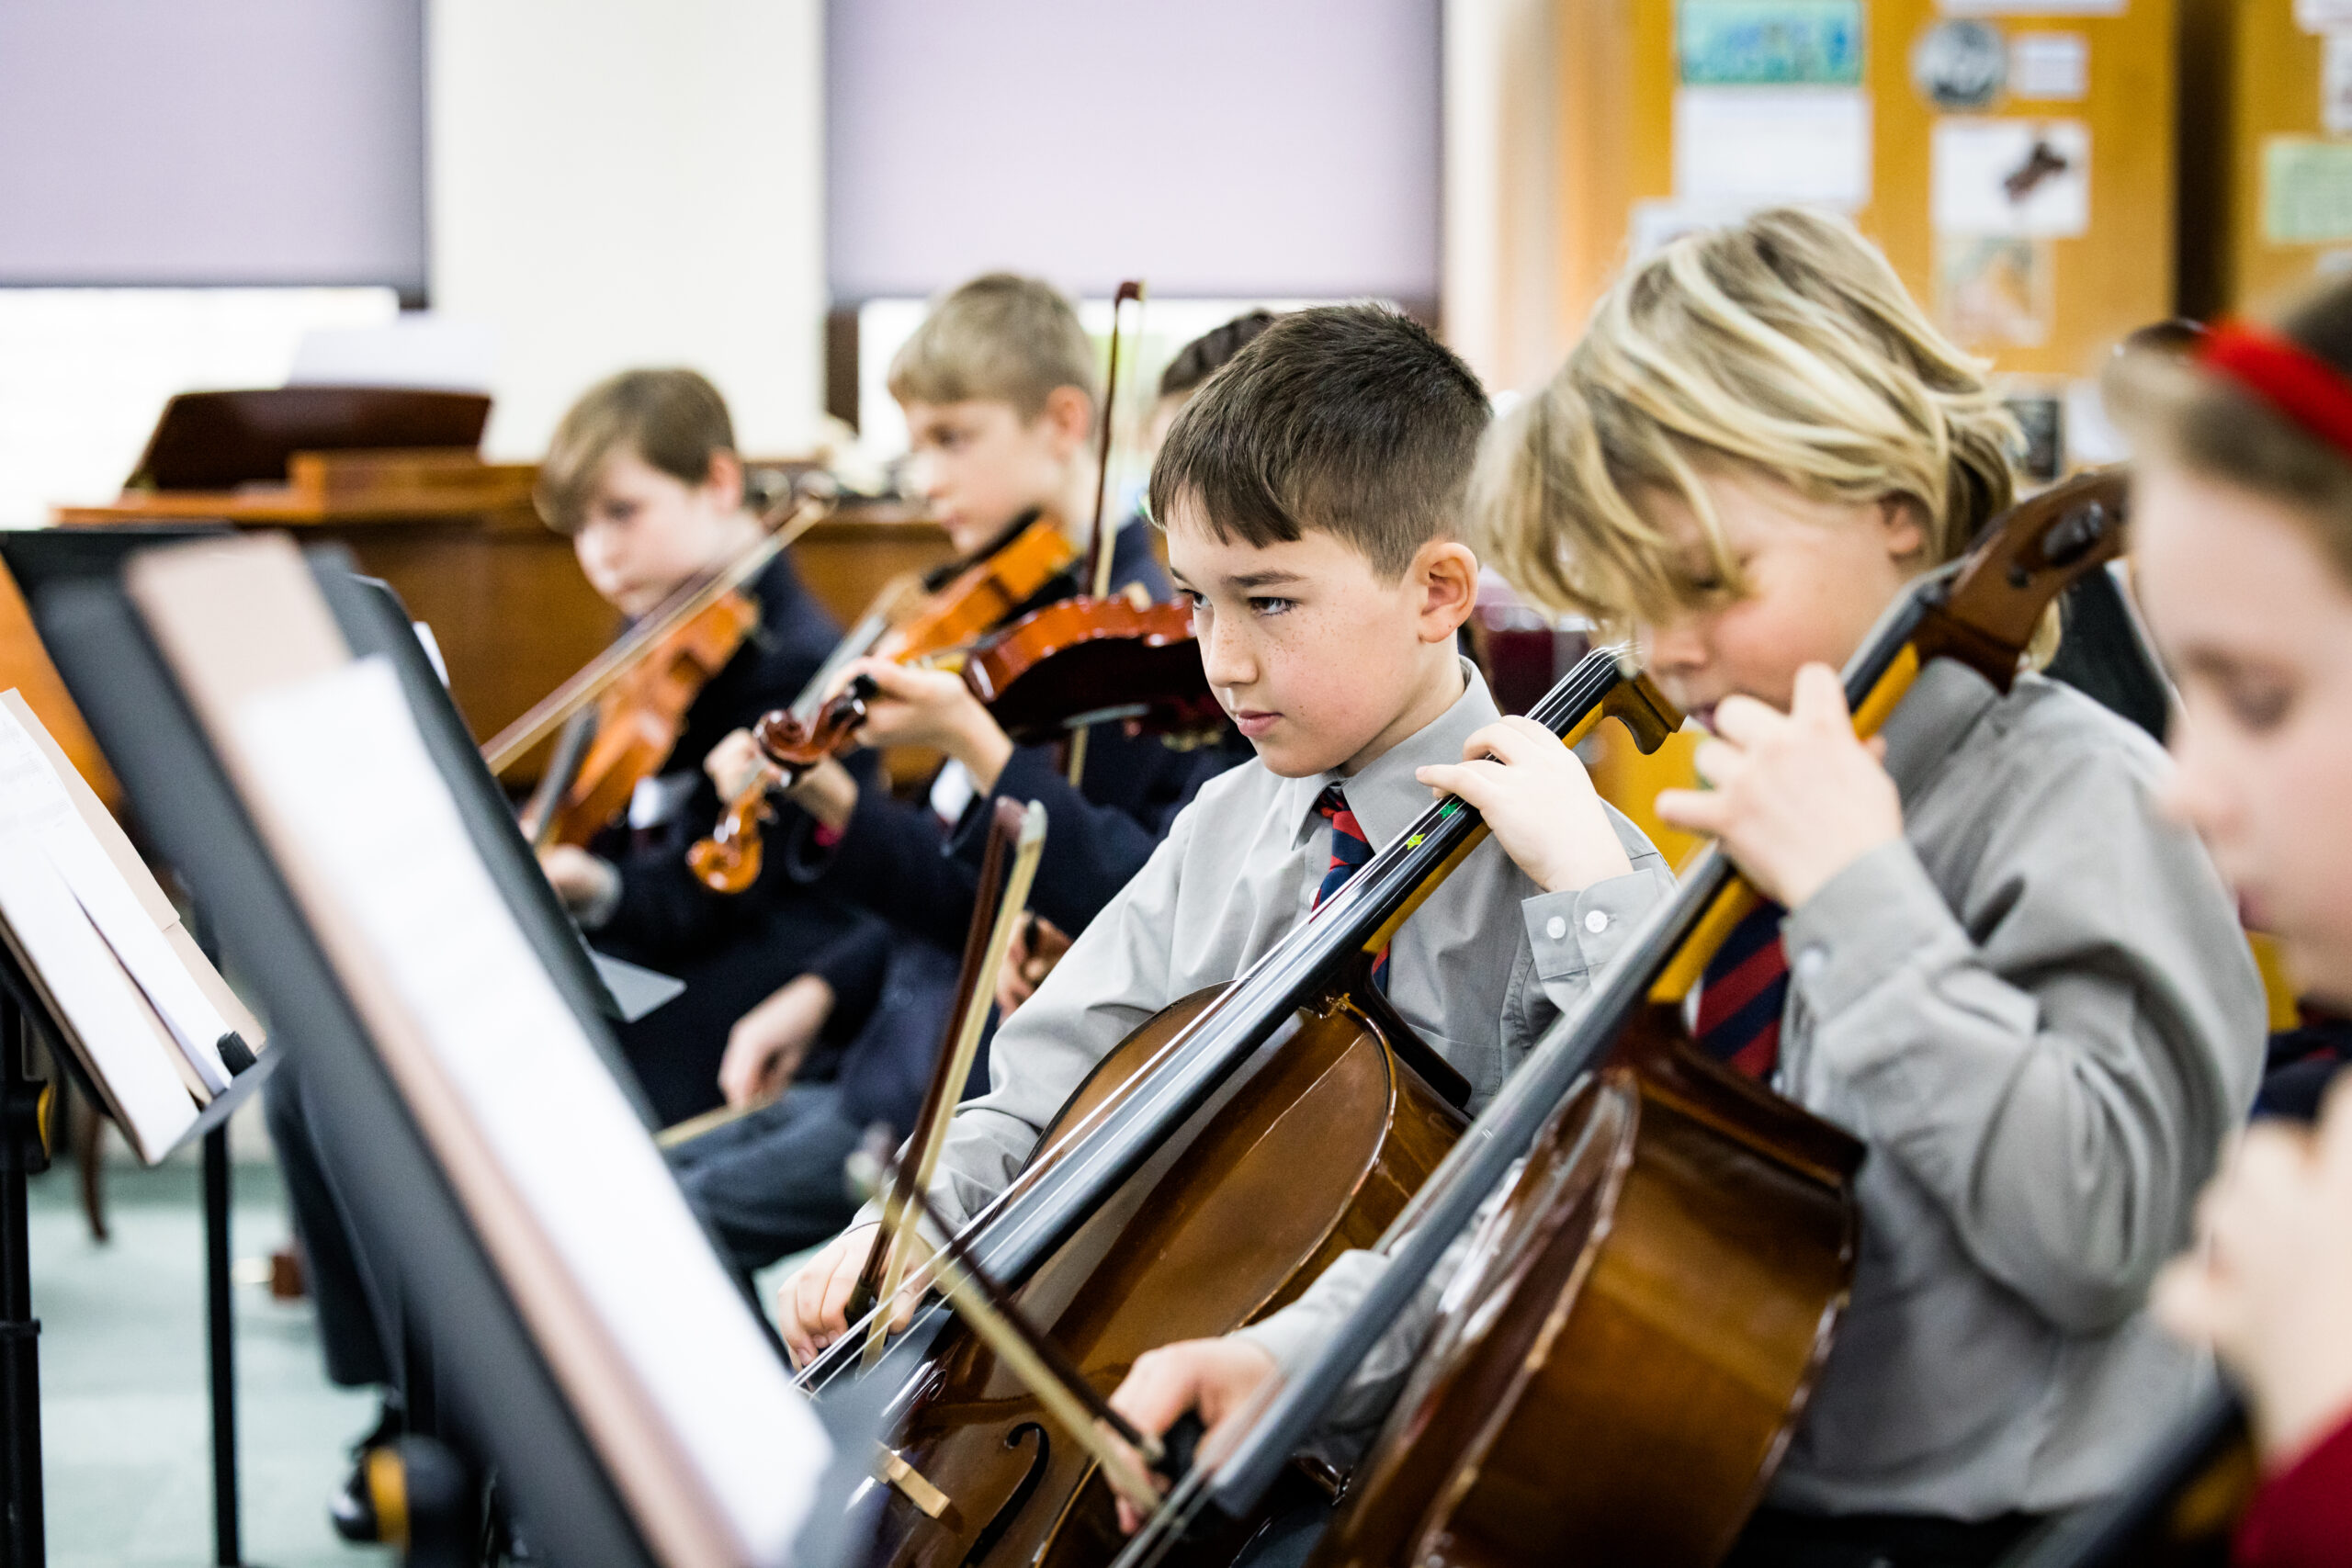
[2237,1408,2352,1568]
[575,856,623,931]
[1521,865,1670,982]
[1780,838,1962,1025]
[1228,1298,1330,1375]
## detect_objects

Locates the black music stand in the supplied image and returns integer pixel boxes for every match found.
[0,523,278,1567]
[0,911,275,1568]
[29,548,879,1567]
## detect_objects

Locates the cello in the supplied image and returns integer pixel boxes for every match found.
[802,648,1679,1568]
[1123,469,2135,1568]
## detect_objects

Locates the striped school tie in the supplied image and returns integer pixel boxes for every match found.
[1314,784,1388,993]
[1695,897,1789,1079]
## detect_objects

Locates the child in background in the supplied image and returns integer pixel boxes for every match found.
[2111,287,2352,1568]
[527,368,878,1126]
[666,297,1267,1278]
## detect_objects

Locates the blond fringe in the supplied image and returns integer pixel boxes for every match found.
[1476,208,2019,643]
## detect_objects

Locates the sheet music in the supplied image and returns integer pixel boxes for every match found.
[233,655,828,1566]
[0,704,236,1091]
[0,831,196,1160]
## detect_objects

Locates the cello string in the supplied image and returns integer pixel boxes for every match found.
[794,654,1634,1392]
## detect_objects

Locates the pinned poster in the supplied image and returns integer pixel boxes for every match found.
[1675,88,1873,210]
[2267,137,2352,245]
[1678,0,1863,85]
[1939,235,2052,347]
[1931,118,2091,238]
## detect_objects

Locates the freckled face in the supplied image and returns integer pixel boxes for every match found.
[1165,503,1453,778]
[1634,469,1924,728]
[2136,458,2352,1005]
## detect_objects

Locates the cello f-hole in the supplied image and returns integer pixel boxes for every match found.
[963,1422,1051,1567]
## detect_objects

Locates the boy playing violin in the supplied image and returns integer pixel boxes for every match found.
[668,288,1259,1276]
[2115,288,2352,1565]
[776,302,1674,1364]
[1110,211,2267,1568]
[524,368,876,1125]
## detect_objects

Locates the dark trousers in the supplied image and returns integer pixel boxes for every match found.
[263,1048,392,1391]
[1724,1506,2045,1568]
[666,1082,868,1280]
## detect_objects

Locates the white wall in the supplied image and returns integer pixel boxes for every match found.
[427,0,826,461]
[1443,0,1566,398]
[828,0,1440,304]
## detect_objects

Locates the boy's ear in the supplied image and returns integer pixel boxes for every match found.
[1879,495,1929,566]
[702,448,747,512]
[1412,538,1480,645]
[1039,385,1096,455]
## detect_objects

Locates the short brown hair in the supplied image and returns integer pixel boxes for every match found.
[1477,209,2018,633]
[2108,285,2352,585]
[1148,304,1489,579]
[888,273,1098,419]
[536,368,735,535]
[1158,310,1278,400]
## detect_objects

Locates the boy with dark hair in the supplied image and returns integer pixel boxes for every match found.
[778,303,1674,1361]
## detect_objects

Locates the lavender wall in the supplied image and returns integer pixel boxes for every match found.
[827,0,1441,303]
[0,0,426,291]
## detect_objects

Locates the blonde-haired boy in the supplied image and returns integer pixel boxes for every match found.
[1110,211,2265,1566]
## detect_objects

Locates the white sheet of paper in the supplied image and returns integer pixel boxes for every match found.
[1674,87,1871,210]
[0,705,234,1091]
[0,831,196,1159]
[233,656,828,1566]
[1931,118,2091,238]
[2010,32,2089,101]
[1942,0,2120,14]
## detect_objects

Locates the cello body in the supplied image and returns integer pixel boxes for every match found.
[1306,1008,1862,1568]
[866,976,1469,1568]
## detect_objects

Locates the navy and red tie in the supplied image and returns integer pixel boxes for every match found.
[1313,784,1388,993]
[1695,897,1789,1079]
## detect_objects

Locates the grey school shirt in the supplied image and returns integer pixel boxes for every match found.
[863,659,1673,1237]
[1237,660,2266,1521]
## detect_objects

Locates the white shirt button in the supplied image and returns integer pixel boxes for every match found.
[1584,909,1610,934]
[1544,915,1567,941]
[1796,946,1827,980]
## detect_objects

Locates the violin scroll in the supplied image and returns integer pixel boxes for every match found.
[753,673,877,775]
[684,675,878,896]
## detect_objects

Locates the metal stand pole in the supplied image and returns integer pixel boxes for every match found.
[203,1125,240,1566]
[0,989,48,1567]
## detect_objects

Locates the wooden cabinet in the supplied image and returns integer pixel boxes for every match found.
[47,452,953,785]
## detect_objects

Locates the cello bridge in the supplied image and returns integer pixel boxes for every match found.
[876,1444,960,1527]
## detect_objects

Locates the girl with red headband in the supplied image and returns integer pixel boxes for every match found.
[2111,293,2352,1567]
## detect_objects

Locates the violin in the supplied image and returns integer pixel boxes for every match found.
[684,510,1077,894]
[1144,470,2135,1568]
[799,648,1680,1568]
[683,676,876,895]
[961,593,1223,747]
[481,489,833,847]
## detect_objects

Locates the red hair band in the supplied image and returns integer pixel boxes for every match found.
[2200,322,2352,462]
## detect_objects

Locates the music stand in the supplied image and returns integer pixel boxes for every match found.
[127,388,491,492]
[29,547,874,1566]
[0,525,266,1567]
